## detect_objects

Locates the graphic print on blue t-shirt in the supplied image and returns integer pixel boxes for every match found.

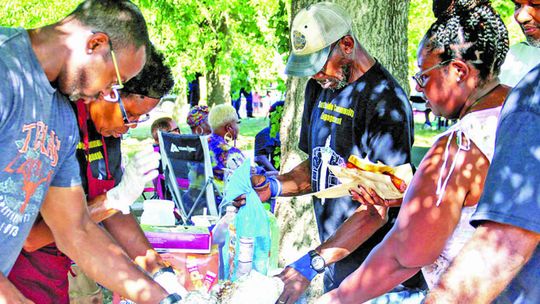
[2,122,62,214]
[0,27,81,275]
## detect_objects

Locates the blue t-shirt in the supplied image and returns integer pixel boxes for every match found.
[471,64,540,303]
[0,27,81,275]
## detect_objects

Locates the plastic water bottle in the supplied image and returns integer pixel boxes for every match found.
[212,205,237,280]
[222,217,237,281]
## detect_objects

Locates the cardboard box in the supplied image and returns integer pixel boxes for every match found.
[142,225,211,254]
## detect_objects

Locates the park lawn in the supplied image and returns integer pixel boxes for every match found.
[122,115,441,167]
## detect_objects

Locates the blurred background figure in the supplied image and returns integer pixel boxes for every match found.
[232,88,254,119]
[152,117,181,145]
[255,101,284,174]
[186,105,211,135]
[187,72,202,107]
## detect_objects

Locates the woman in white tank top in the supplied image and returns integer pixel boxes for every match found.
[316,1,512,303]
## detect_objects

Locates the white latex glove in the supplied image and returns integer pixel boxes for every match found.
[153,267,188,298]
[105,146,160,214]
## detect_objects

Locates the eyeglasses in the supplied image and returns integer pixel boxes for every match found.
[118,96,150,127]
[92,31,124,102]
[412,59,453,88]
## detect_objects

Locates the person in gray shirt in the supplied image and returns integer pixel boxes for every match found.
[0,1,178,303]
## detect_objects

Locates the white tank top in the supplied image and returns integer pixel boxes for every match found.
[422,106,501,289]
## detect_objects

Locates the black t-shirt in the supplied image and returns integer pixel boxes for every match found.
[300,61,419,288]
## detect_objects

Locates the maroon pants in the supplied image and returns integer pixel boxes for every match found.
[8,245,71,304]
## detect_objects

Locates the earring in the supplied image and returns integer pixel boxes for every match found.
[224,131,233,143]
[87,49,93,54]
[457,77,461,83]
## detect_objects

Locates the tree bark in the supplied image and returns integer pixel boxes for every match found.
[276,0,410,300]
[206,14,231,107]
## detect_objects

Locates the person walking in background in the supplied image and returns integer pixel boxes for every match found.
[232,88,254,118]
[188,72,202,107]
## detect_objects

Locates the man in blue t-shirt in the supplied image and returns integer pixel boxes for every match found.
[498,0,540,86]
[0,1,178,303]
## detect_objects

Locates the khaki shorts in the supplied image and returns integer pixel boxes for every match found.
[68,264,104,304]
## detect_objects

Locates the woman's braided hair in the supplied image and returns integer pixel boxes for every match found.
[424,0,509,82]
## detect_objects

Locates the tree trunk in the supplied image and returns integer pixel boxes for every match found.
[276,0,410,300]
[206,68,230,107]
[206,15,231,107]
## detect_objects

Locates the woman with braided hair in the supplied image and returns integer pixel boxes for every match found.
[316,1,510,303]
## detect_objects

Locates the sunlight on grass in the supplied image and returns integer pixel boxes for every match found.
[122,113,443,165]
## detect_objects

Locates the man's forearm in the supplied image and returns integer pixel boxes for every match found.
[425,222,540,304]
[277,159,312,196]
[23,194,119,252]
[103,213,165,274]
[86,193,121,223]
[317,204,388,264]
[53,216,168,303]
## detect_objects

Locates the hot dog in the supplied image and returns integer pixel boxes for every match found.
[346,155,407,193]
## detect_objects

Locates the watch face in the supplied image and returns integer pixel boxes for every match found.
[311,255,325,271]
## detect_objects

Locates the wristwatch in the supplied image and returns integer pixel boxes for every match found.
[159,293,182,304]
[308,250,326,273]
[152,266,175,279]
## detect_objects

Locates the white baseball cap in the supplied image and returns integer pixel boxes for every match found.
[285,2,353,77]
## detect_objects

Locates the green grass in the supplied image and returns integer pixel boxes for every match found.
[123,117,269,157]
[122,114,442,167]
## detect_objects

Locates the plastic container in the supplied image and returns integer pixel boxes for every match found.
[232,206,271,280]
[140,199,175,226]
[212,206,237,280]
[221,160,271,281]
[192,215,219,228]
[236,237,255,278]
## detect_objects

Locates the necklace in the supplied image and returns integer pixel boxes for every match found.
[460,79,500,118]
